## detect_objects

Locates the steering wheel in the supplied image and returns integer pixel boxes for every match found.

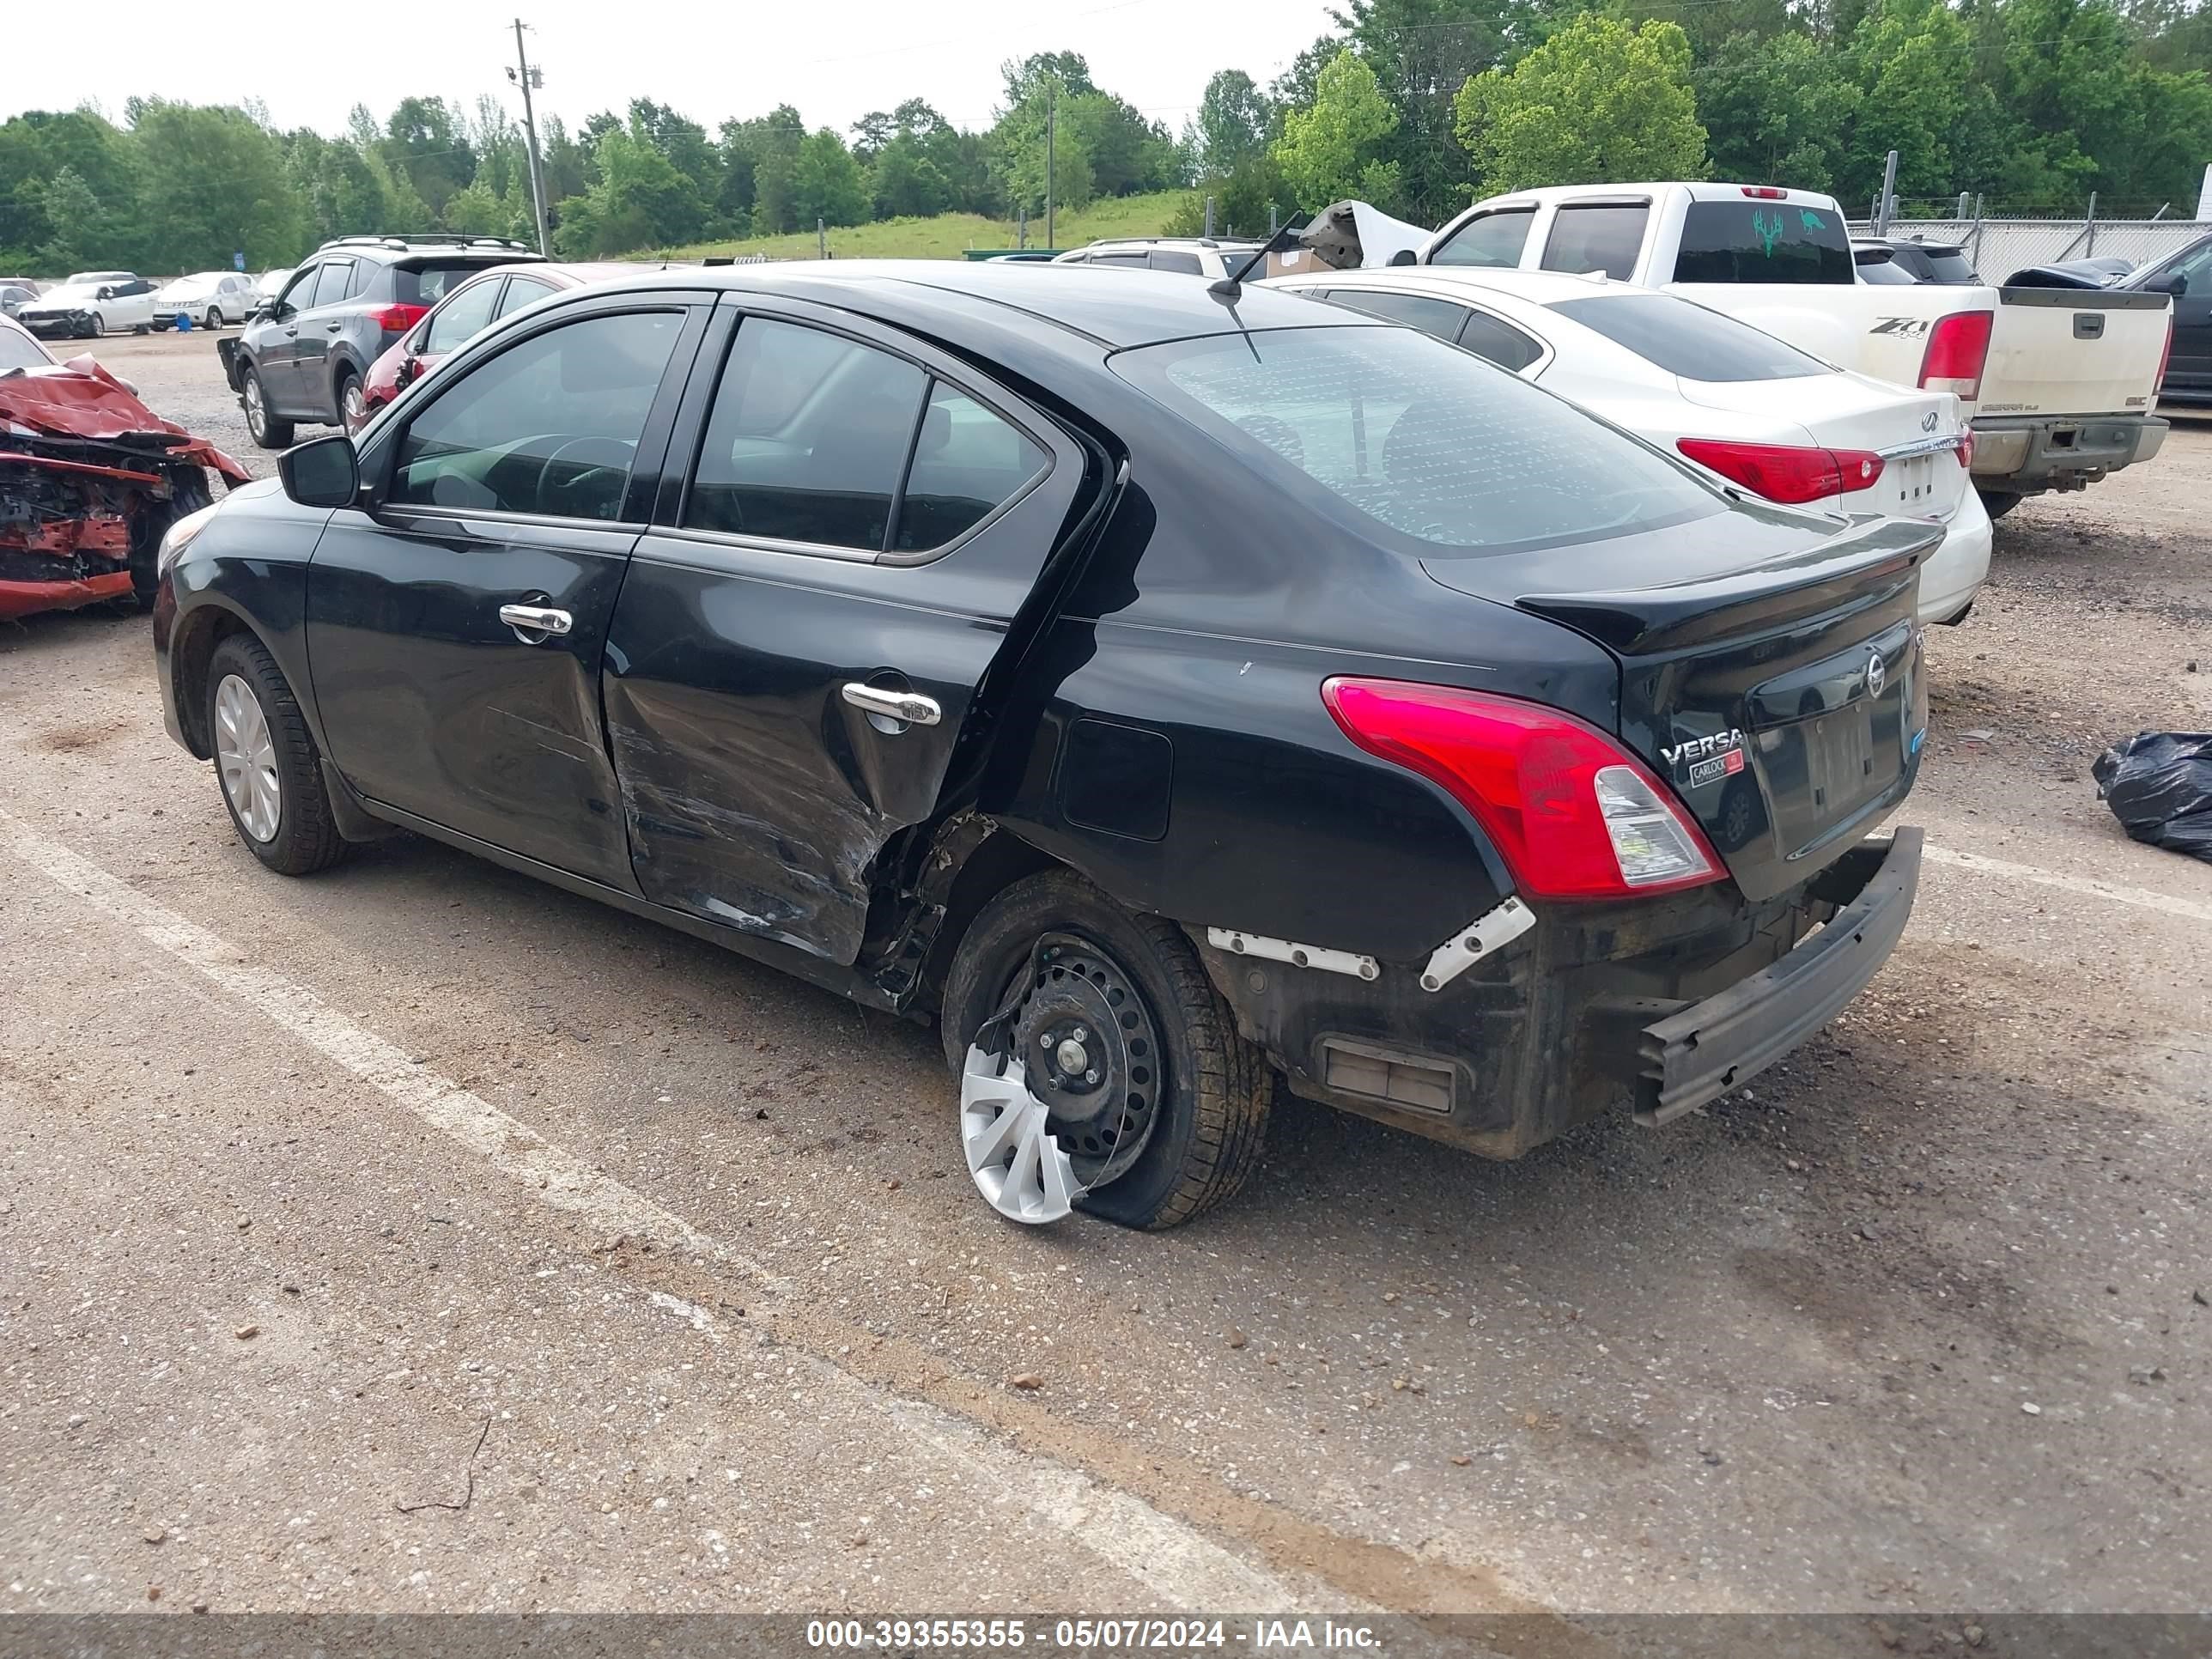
[534,437,634,520]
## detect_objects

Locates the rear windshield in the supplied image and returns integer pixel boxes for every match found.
[1921,246,1979,283]
[1111,325,1718,556]
[1549,293,1830,382]
[1856,250,1915,285]
[1673,200,1853,284]
[395,261,514,306]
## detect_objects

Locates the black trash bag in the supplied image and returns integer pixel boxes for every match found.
[2092,732,2212,862]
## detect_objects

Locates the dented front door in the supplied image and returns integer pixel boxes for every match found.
[605,298,1079,965]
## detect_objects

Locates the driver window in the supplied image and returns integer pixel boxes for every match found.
[276,266,320,313]
[391,309,684,520]
[684,317,927,551]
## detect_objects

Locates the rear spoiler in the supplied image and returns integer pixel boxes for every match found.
[1516,515,1938,656]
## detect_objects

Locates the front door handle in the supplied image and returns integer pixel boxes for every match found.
[841,682,941,727]
[499,602,573,641]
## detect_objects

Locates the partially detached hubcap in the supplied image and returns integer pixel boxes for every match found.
[959,1046,1083,1224]
[213,673,281,842]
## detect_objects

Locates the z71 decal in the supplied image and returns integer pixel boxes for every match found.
[1869,316,1933,339]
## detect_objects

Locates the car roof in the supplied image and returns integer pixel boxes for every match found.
[1464,182,1841,210]
[570,259,1370,349]
[1853,235,1966,253]
[1279,265,1627,307]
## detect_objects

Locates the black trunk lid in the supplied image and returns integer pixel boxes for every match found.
[1424,511,1934,901]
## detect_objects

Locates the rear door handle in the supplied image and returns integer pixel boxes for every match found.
[841,682,941,727]
[325,320,343,332]
[499,603,573,641]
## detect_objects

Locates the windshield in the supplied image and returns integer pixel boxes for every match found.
[1550,293,1831,381]
[1111,325,1720,556]
[0,328,51,371]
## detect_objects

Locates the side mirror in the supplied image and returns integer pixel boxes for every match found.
[1388,248,1418,267]
[278,434,360,508]
[96,287,114,301]
[2151,270,2188,297]
[396,356,422,389]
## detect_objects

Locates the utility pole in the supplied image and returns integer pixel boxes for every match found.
[1875,149,1899,235]
[1044,85,1056,253]
[508,19,552,256]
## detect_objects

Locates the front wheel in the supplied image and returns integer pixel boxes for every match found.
[85,313,105,338]
[205,635,349,875]
[206,306,223,330]
[941,871,1271,1230]
[242,366,294,449]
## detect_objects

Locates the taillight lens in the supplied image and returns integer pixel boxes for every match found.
[1918,309,1993,400]
[1322,678,1723,900]
[2156,318,2173,390]
[371,302,430,334]
[1676,437,1883,504]
[1739,185,1787,199]
[1956,428,1974,468]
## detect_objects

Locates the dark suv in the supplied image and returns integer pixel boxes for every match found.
[219,235,543,447]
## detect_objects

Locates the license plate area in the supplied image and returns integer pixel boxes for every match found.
[1886,453,1938,511]
[1747,620,1917,859]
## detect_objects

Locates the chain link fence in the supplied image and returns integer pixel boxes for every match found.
[1848,215,2208,279]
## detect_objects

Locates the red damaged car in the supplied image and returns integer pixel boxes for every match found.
[1,313,248,621]
[352,261,672,431]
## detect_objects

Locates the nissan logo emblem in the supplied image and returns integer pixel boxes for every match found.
[1867,648,1887,698]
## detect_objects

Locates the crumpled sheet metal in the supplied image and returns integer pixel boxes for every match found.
[0,355,250,483]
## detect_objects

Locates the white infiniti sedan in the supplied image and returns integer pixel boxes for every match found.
[1270,266,1990,627]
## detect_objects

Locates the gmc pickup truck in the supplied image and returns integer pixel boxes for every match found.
[1418,182,2173,516]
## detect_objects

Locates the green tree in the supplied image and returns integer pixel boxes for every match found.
[721,107,805,234]
[553,125,708,256]
[991,69,1098,216]
[1273,48,1401,209]
[380,96,475,217]
[1193,70,1274,173]
[869,133,954,217]
[128,101,305,272]
[34,167,105,272]
[1841,0,2009,204]
[788,128,871,228]
[284,129,391,246]
[1696,30,1862,191]
[1455,13,1708,194]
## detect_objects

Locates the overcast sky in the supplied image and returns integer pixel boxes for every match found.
[3,0,1338,140]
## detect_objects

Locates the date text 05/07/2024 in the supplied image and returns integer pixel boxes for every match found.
[804,1619,1383,1650]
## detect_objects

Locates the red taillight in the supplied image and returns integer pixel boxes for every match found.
[1740,185,1787,199]
[371,302,430,334]
[1676,437,1883,503]
[1321,678,1723,901]
[1917,308,1993,401]
[1956,428,1974,468]
[2156,317,2173,390]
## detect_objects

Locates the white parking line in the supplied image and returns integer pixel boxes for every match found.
[0,806,1305,1613]
[1925,843,2212,925]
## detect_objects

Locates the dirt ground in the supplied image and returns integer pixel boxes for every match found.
[3,331,2209,1641]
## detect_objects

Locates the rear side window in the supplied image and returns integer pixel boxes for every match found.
[1091,252,1150,269]
[686,318,927,551]
[396,262,501,306]
[1673,201,1853,284]
[307,260,354,309]
[1430,208,1534,269]
[495,276,557,319]
[1540,204,1648,280]
[1550,293,1829,381]
[894,382,1048,552]
[1316,289,1468,345]
[422,278,503,354]
[1149,250,1202,275]
[1856,254,1916,285]
[1455,308,1545,373]
[392,310,682,520]
[1115,325,1716,555]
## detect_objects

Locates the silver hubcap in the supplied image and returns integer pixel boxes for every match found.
[343,383,363,422]
[959,1045,1082,1224]
[245,376,264,434]
[213,673,282,842]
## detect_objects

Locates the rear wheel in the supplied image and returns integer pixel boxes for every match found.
[242,366,294,449]
[335,369,365,431]
[941,871,1271,1230]
[1978,489,2024,521]
[205,634,349,875]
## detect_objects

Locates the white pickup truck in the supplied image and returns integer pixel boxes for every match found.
[1415,182,2172,516]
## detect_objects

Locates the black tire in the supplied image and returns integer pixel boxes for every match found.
[241,366,294,449]
[941,870,1271,1230]
[334,367,364,431]
[86,313,105,338]
[204,634,349,876]
[206,306,223,330]
[1979,489,2024,521]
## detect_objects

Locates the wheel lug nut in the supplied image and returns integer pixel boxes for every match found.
[1084,1069,1099,1085]
[1071,1026,1089,1043]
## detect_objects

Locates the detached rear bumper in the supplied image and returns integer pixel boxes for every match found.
[1199,830,1923,1161]
[1634,828,1920,1125]
[216,337,244,392]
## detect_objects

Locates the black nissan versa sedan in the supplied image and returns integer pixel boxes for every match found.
[152,261,1931,1230]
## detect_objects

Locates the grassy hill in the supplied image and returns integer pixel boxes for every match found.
[641,190,1198,263]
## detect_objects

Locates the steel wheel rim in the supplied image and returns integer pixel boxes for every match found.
[213,673,282,842]
[1000,933,1164,1189]
[341,380,364,425]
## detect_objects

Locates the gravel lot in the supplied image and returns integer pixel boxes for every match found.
[4,332,2209,1635]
